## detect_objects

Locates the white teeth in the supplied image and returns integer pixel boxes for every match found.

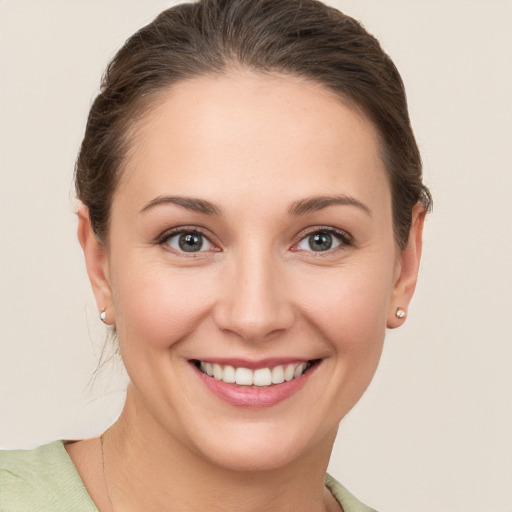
[284,364,295,381]
[198,361,311,386]
[271,365,285,384]
[235,367,253,385]
[294,362,307,378]
[213,364,223,380]
[253,368,272,387]
[204,362,214,377]
[223,365,236,383]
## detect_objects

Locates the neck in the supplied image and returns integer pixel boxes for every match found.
[103,385,339,512]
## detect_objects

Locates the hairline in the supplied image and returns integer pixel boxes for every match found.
[101,64,396,246]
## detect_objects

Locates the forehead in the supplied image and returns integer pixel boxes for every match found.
[115,71,390,213]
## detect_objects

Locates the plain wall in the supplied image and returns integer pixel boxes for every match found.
[1,1,511,511]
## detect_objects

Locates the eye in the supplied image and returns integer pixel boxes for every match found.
[295,228,351,252]
[163,230,214,253]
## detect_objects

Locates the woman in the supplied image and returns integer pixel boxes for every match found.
[0,0,431,510]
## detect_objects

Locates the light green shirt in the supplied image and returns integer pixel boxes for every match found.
[0,441,378,512]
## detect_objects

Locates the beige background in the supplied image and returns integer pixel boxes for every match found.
[1,1,511,511]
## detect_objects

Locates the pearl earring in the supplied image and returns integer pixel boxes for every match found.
[395,307,406,319]
[99,310,107,323]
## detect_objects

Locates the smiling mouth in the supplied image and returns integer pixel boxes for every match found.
[192,360,318,387]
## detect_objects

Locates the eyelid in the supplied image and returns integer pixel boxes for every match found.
[156,225,221,253]
[155,224,352,254]
[291,226,353,252]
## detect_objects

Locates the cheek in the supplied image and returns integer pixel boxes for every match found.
[110,261,217,352]
[303,269,391,330]
[292,257,395,364]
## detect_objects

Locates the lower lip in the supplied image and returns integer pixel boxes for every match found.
[192,362,318,409]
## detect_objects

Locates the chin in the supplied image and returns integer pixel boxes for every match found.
[183,415,337,473]
[196,437,310,472]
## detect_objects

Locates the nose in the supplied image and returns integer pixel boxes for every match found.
[213,247,295,342]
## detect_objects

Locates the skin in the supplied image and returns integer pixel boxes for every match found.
[70,71,424,512]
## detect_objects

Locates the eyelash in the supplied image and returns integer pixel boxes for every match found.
[157,226,218,255]
[157,226,353,255]
[292,226,353,254]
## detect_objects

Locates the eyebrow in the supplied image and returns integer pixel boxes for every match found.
[140,196,222,216]
[288,195,372,217]
[140,193,371,217]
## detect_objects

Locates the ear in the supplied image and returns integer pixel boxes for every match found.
[387,203,426,329]
[77,205,114,325]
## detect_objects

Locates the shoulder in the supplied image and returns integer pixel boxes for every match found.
[325,473,379,512]
[0,441,98,512]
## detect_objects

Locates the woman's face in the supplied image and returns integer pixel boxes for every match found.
[81,71,422,471]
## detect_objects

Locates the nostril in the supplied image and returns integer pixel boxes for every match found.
[213,308,294,342]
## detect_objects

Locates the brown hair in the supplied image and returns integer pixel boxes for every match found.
[75,0,431,249]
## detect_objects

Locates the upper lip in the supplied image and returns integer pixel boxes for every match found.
[190,357,315,370]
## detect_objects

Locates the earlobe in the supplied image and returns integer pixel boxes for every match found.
[387,203,426,329]
[77,206,114,324]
